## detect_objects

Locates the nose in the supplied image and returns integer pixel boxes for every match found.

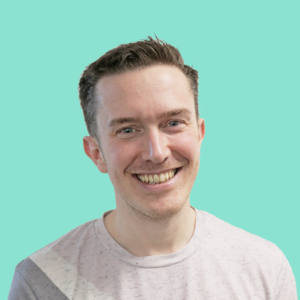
[141,129,170,164]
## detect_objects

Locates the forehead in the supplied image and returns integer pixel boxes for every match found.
[95,65,195,124]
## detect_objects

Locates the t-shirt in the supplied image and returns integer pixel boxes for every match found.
[8,209,297,300]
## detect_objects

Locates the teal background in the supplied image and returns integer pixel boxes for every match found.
[1,0,299,297]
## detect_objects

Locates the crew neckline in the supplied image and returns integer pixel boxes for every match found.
[94,208,205,268]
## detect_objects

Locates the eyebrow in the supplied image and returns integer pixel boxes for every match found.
[158,108,191,119]
[108,117,141,128]
[108,108,192,128]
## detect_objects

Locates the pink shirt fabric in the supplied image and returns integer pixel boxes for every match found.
[21,209,298,299]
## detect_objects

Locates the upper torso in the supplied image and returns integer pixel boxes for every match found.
[8,209,297,300]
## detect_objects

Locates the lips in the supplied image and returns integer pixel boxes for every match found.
[135,169,178,184]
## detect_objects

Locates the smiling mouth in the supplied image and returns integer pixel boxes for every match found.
[135,168,179,184]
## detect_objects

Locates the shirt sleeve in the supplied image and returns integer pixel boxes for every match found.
[274,253,298,300]
[8,269,38,300]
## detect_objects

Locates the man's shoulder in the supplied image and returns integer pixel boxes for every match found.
[197,210,297,299]
[11,217,105,297]
[10,217,106,299]
[18,217,100,275]
[35,217,99,254]
[199,210,284,264]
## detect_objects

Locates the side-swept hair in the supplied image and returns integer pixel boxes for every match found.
[78,36,199,141]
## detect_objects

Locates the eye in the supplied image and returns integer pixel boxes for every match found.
[121,127,136,134]
[168,121,180,127]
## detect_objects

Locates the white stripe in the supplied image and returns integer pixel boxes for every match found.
[30,246,115,300]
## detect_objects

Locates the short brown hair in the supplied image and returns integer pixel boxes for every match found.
[78,36,199,142]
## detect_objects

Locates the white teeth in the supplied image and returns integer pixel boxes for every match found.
[144,174,148,183]
[154,174,160,183]
[149,174,154,184]
[165,172,169,180]
[169,170,175,178]
[137,169,177,184]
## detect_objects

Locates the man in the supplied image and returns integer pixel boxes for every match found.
[9,37,297,299]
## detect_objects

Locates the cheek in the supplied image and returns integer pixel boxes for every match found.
[170,132,200,160]
[106,141,139,172]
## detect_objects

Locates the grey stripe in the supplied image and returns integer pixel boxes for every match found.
[8,258,69,300]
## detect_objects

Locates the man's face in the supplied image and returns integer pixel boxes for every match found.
[88,65,205,220]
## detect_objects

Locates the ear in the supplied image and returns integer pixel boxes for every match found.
[83,136,108,173]
[197,118,205,152]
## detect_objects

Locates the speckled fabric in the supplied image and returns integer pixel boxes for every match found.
[8,209,297,300]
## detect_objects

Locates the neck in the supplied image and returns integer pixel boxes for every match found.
[104,201,196,257]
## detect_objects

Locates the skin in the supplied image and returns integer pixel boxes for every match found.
[83,64,205,256]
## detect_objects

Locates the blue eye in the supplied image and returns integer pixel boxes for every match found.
[121,127,135,133]
[168,121,180,127]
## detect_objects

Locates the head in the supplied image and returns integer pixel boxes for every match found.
[79,37,205,221]
[79,36,199,145]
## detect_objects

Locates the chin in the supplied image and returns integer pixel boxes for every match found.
[129,195,188,222]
